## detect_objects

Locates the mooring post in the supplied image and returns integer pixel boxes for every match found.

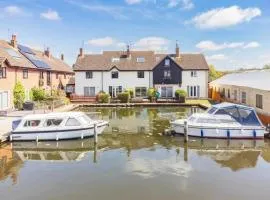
[93,142,98,163]
[184,120,188,143]
[184,143,188,162]
[94,123,98,144]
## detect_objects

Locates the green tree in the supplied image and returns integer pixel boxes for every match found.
[209,64,224,82]
[13,81,25,110]
[263,64,270,69]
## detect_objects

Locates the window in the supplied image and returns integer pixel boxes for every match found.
[109,86,122,97]
[111,71,119,79]
[135,87,147,97]
[64,73,66,79]
[241,92,246,104]
[40,71,44,79]
[0,67,7,78]
[44,119,63,127]
[234,90,237,101]
[56,73,59,79]
[137,71,144,78]
[187,86,200,97]
[191,71,197,77]
[164,70,171,79]
[227,89,230,99]
[84,87,95,96]
[112,57,120,62]
[136,57,145,63]
[86,71,93,79]
[23,69,28,79]
[256,94,263,109]
[65,117,81,126]
[24,120,41,127]
[165,59,170,66]
[161,87,173,98]
[47,71,51,85]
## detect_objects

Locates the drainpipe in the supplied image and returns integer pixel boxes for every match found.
[102,71,104,92]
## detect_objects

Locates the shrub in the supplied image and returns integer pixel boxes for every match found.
[117,92,130,103]
[96,92,110,103]
[13,81,25,110]
[125,88,134,98]
[31,87,46,101]
[175,89,187,98]
[147,88,157,102]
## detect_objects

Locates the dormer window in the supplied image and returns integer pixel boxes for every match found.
[111,71,119,79]
[164,70,171,79]
[165,59,170,66]
[112,57,120,62]
[136,57,145,63]
[191,71,197,77]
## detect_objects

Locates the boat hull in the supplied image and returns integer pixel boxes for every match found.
[10,122,108,141]
[171,123,265,139]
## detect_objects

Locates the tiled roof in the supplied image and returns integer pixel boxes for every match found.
[74,51,209,71]
[0,56,7,64]
[0,40,37,69]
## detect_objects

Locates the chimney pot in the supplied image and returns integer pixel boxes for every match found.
[175,41,180,58]
[44,47,50,58]
[79,48,83,57]
[11,34,17,49]
[126,45,130,58]
[61,54,64,61]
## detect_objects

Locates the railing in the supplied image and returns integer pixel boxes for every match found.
[70,94,96,102]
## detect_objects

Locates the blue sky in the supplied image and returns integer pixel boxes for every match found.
[0,0,269,70]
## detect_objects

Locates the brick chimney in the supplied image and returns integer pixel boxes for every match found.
[175,41,180,58]
[126,45,130,58]
[10,34,17,49]
[79,48,83,57]
[61,54,64,61]
[44,47,50,58]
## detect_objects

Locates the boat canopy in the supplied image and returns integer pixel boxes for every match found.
[208,103,262,126]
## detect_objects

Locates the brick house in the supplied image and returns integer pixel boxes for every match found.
[0,35,74,111]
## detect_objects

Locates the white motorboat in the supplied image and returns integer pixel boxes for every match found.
[10,112,109,141]
[170,103,265,139]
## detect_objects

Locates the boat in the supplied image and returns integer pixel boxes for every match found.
[10,112,109,141]
[170,102,265,139]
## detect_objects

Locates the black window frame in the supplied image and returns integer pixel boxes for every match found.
[0,67,7,78]
[23,69,28,79]
[256,94,263,109]
[111,71,119,79]
[137,71,144,78]
[86,71,93,79]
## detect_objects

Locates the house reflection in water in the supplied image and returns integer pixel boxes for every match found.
[0,144,23,185]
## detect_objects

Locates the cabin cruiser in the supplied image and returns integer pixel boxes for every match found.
[170,103,265,139]
[10,112,109,141]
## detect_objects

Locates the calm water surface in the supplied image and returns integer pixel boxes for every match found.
[0,106,270,200]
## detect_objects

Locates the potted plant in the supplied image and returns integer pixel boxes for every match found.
[175,89,187,103]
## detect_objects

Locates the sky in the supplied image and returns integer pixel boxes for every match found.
[0,0,269,70]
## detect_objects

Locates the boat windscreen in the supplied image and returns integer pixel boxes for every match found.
[215,107,261,126]
[207,107,217,114]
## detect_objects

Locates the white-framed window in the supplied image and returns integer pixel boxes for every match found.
[84,87,95,96]
[241,91,247,104]
[23,69,28,79]
[165,59,170,66]
[191,71,197,77]
[137,71,144,78]
[136,57,145,63]
[112,57,120,62]
[0,67,7,78]
[111,71,119,79]
[187,86,200,97]
[234,90,237,101]
[256,94,263,109]
[135,87,147,97]
[164,70,171,79]
[86,71,93,79]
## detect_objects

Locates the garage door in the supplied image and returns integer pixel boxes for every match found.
[0,91,9,110]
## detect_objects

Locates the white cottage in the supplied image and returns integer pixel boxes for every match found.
[73,45,209,98]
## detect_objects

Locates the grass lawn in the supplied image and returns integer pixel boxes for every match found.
[186,99,213,108]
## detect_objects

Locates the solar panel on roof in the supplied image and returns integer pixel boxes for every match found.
[2,48,22,59]
[23,52,50,69]
[18,44,35,55]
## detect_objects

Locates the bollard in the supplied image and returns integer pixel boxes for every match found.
[94,123,98,144]
[184,120,188,143]
[184,143,188,162]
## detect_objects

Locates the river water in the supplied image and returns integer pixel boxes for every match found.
[0,106,270,200]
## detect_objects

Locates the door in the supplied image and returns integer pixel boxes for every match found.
[0,91,8,110]
[109,86,122,97]
[161,87,173,98]
[187,86,200,98]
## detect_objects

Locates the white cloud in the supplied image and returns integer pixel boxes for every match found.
[40,9,61,21]
[196,40,260,51]
[243,41,260,49]
[4,5,23,16]
[206,54,228,61]
[168,0,194,10]
[125,0,143,5]
[88,37,116,46]
[134,37,170,52]
[190,6,261,29]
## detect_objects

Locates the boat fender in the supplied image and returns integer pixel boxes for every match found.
[200,129,204,138]
[10,135,12,142]
[36,136,39,142]
[56,135,59,141]
[81,133,84,139]
[227,130,230,139]
[253,130,256,138]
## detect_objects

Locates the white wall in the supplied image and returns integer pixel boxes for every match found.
[75,69,153,96]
